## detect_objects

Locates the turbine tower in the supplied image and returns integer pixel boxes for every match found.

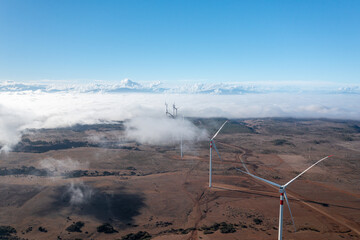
[180,115,184,159]
[209,120,228,187]
[165,102,183,158]
[237,155,333,240]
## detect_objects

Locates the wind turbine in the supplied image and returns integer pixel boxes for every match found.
[180,115,184,159]
[237,155,333,240]
[209,120,228,188]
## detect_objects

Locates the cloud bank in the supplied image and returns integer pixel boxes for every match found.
[125,117,208,145]
[0,79,359,151]
[1,79,359,95]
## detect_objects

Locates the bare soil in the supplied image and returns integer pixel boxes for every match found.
[0,118,359,240]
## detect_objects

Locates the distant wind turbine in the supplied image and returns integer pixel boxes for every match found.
[209,120,228,188]
[180,115,184,159]
[237,155,333,240]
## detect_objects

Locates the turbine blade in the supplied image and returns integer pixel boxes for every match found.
[284,191,296,232]
[235,168,281,188]
[284,155,332,188]
[211,120,228,140]
[213,142,222,161]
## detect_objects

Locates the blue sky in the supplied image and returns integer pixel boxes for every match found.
[0,0,359,84]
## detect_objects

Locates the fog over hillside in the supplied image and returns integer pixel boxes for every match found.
[1,79,359,152]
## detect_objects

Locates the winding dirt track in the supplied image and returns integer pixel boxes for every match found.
[181,157,206,240]
[215,141,360,237]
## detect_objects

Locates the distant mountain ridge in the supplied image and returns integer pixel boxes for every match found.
[0,80,359,95]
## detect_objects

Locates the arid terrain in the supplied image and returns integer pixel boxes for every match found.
[0,118,359,240]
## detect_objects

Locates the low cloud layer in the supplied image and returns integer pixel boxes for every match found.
[0,88,360,151]
[0,105,29,152]
[39,157,87,176]
[125,117,208,145]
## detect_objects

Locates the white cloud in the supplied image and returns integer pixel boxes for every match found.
[1,79,359,94]
[0,83,360,151]
[66,181,93,205]
[125,116,208,145]
[39,157,87,176]
[0,104,34,152]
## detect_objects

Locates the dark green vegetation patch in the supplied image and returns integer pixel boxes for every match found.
[158,227,195,235]
[121,231,152,240]
[0,166,48,177]
[66,221,85,232]
[271,139,295,146]
[200,222,236,234]
[0,226,16,236]
[97,223,118,234]
[253,218,263,225]
[38,226,47,232]
[298,227,320,232]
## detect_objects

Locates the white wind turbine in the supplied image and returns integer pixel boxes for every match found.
[180,115,184,159]
[209,120,228,188]
[237,155,333,240]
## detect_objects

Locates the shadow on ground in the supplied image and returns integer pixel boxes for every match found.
[45,183,146,224]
